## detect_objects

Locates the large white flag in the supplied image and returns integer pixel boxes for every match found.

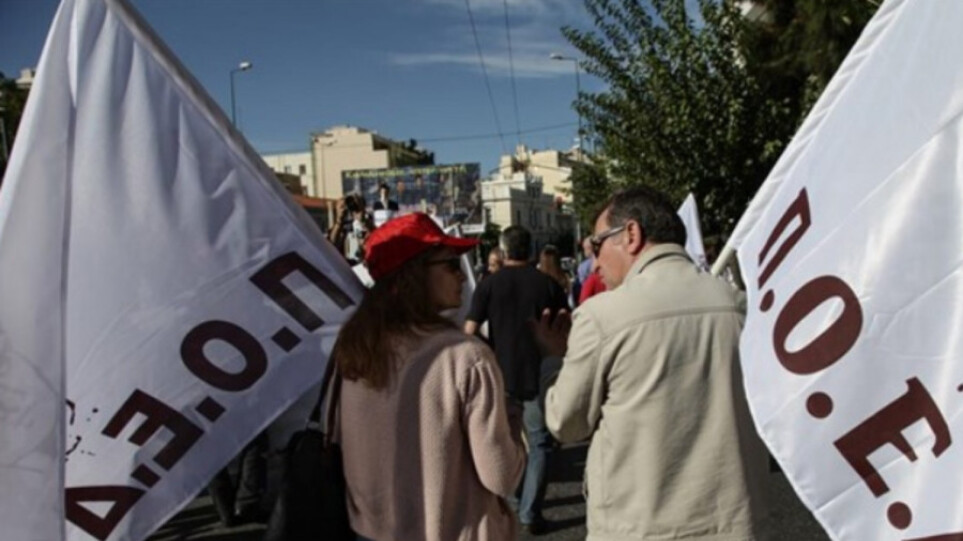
[0,1,362,540]
[728,0,963,539]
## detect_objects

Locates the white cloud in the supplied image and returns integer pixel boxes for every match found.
[395,0,589,77]
[391,51,575,78]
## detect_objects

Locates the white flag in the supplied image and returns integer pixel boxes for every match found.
[728,0,963,539]
[676,193,708,271]
[0,1,362,540]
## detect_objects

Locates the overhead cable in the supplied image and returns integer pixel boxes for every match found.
[503,0,522,146]
[465,0,508,155]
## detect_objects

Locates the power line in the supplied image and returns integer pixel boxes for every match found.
[420,122,575,143]
[465,0,508,155]
[503,0,522,146]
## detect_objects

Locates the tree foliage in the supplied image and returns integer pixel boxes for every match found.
[563,0,879,238]
[740,0,879,125]
[0,72,29,182]
[568,159,612,230]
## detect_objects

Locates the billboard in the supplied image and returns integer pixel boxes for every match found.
[342,163,482,226]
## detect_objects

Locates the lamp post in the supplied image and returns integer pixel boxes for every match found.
[229,61,252,127]
[550,53,583,159]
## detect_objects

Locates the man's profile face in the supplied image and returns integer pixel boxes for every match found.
[593,209,629,289]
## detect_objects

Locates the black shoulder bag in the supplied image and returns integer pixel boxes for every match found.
[263,358,353,541]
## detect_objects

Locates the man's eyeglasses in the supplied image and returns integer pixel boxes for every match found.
[590,225,626,257]
[426,257,462,273]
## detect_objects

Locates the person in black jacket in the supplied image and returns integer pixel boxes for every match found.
[372,182,399,211]
[463,225,567,535]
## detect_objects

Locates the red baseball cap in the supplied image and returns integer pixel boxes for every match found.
[364,213,478,280]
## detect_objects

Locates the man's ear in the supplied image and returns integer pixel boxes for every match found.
[625,220,647,255]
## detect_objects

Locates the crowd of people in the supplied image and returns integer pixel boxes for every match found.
[310,185,769,540]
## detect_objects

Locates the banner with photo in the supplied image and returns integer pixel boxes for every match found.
[342,164,482,227]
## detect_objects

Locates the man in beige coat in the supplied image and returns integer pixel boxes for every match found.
[533,186,769,540]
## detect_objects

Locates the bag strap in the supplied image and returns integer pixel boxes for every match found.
[323,369,342,447]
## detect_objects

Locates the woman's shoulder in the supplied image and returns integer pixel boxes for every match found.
[412,328,495,367]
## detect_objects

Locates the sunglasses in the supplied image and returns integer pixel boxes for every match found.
[426,256,462,273]
[590,225,626,257]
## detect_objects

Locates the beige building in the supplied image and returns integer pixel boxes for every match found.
[497,144,579,203]
[261,151,315,195]
[261,125,434,201]
[481,171,575,252]
[311,125,433,199]
[15,68,35,90]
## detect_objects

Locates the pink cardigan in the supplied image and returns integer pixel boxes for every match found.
[338,329,526,541]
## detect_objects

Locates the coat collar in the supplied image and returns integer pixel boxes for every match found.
[625,243,691,282]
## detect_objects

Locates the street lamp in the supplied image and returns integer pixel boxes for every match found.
[229,60,252,127]
[549,53,583,158]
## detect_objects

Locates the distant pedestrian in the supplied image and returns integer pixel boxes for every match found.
[464,225,568,535]
[533,186,769,540]
[486,247,504,277]
[538,244,570,296]
[372,182,399,211]
[572,236,595,306]
[577,260,606,305]
[328,193,374,264]
[336,213,525,541]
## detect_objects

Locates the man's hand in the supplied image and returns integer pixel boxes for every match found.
[530,308,571,358]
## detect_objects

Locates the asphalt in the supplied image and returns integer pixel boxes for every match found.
[148,442,831,541]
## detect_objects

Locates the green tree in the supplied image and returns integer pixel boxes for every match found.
[478,222,502,260]
[567,159,613,230]
[0,73,30,182]
[740,0,879,126]
[563,0,879,238]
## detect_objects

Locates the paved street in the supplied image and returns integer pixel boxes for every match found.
[149,442,830,541]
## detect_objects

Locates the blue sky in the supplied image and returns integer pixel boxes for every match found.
[1,0,598,175]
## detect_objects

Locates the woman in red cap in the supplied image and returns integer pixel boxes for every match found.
[333,213,525,541]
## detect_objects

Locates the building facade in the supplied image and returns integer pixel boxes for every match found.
[497,144,579,203]
[262,151,315,195]
[261,125,435,204]
[481,171,575,254]
[311,125,433,200]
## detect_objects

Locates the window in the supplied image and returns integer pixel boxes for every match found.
[283,165,292,173]
[299,164,307,175]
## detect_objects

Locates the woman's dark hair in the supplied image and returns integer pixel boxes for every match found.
[332,247,454,389]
